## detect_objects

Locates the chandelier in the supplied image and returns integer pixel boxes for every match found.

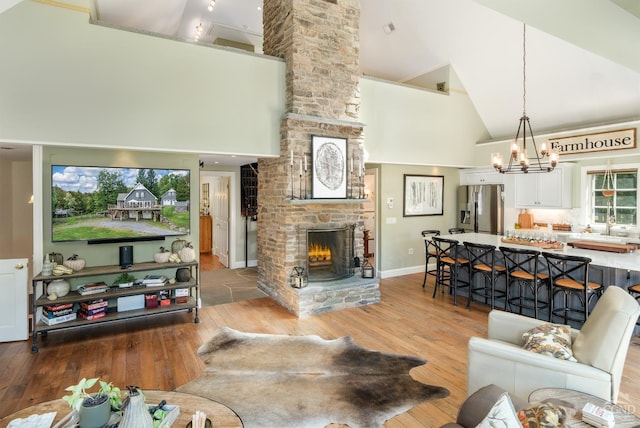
[492,24,559,174]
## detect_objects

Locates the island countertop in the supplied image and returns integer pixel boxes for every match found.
[437,232,640,272]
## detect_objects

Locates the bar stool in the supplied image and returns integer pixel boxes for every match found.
[464,242,507,310]
[421,230,440,288]
[448,227,466,234]
[499,246,550,320]
[542,252,604,324]
[628,284,640,326]
[432,237,469,306]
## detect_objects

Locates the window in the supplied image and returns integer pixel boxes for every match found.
[589,169,638,226]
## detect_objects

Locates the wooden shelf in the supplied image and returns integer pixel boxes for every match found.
[36,297,197,333]
[31,261,199,353]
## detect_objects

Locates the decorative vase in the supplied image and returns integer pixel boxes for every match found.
[47,278,70,297]
[48,252,64,265]
[176,268,191,282]
[42,254,53,276]
[119,390,154,428]
[78,396,111,428]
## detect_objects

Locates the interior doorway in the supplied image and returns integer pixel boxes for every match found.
[363,168,377,272]
[200,171,234,270]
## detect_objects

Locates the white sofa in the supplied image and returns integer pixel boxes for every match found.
[467,286,640,403]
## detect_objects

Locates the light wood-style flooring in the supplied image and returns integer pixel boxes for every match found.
[1,273,639,426]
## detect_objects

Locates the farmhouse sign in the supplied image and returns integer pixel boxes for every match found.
[548,128,636,155]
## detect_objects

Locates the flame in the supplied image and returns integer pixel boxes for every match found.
[309,243,331,261]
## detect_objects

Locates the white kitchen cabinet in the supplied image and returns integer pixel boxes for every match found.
[459,167,504,185]
[515,164,573,208]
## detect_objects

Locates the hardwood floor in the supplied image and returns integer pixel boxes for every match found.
[1,273,639,426]
[200,252,226,271]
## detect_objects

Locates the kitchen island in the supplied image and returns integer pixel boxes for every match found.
[432,233,640,326]
[438,232,640,272]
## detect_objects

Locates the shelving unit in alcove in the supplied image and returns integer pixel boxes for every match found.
[31,261,199,353]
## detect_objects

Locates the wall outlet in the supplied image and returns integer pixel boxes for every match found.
[408,248,414,255]
[386,217,397,224]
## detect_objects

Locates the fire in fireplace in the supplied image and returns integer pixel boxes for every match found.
[306,226,354,282]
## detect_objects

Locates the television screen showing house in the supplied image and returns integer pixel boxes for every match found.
[51,165,190,243]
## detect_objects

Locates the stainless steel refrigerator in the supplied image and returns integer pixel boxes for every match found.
[457,184,504,235]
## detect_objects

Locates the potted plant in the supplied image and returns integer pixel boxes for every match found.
[62,377,122,428]
[112,273,137,288]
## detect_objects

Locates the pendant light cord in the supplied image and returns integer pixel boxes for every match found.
[522,23,527,117]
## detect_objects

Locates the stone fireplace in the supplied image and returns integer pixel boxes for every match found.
[256,0,380,317]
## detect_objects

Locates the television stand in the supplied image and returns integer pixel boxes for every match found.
[31,261,199,353]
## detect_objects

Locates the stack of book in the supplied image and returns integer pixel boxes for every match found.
[41,303,76,325]
[582,403,615,428]
[142,275,168,287]
[77,282,108,296]
[78,299,108,321]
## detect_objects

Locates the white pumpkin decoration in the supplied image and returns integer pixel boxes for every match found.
[178,246,196,263]
[153,247,171,263]
[63,254,86,271]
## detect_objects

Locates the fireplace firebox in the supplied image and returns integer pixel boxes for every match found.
[306,226,354,282]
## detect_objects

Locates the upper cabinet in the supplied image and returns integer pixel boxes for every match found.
[515,164,574,208]
[459,167,504,185]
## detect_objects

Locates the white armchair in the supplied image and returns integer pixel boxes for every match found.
[467,286,640,403]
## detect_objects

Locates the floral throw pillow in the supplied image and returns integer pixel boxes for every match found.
[475,392,520,428]
[522,323,577,361]
[517,402,568,428]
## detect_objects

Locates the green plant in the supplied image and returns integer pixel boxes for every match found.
[112,272,136,285]
[62,377,123,411]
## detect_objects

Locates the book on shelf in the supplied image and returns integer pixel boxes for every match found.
[41,312,77,326]
[77,282,109,296]
[42,307,75,318]
[43,302,74,312]
[79,305,108,316]
[77,309,107,321]
[79,299,108,311]
[142,275,168,286]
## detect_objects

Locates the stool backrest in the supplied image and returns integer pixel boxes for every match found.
[433,237,461,260]
[422,230,441,254]
[448,227,466,234]
[464,241,497,268]
[499,246,541,277]
[541,252,592,286]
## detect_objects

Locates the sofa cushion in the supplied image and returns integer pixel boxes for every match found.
[516,402,567,428]
[521,323,576,361]
[474,391,520,428]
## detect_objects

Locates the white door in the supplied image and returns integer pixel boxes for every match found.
[213,176,230,267]
[0,258,29,342]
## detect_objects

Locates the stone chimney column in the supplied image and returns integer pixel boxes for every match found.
[258,0,377,317]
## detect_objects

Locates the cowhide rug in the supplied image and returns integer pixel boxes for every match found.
[176,327,449,428]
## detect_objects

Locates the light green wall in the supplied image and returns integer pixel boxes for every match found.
[0,0,284,156]
[373,163,461,275]
[43,146,200,272]
[361,69,490,167]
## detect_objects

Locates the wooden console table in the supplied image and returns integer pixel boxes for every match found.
[529,388,640,427]
[1,390,243,427]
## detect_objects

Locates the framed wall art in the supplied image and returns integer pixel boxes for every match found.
[311,135,347,199]
[403,174,444,216]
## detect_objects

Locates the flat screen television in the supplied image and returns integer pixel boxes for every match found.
[51,165,191,244]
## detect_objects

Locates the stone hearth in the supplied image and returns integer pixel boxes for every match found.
[257,0,380,317]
